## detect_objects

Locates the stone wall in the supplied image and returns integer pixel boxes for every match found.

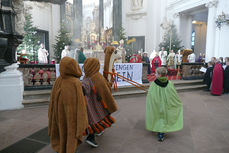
[24,1,61,61]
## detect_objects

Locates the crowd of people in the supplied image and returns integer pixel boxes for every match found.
[203,57,229,95]
[129,47,200,75]
[48,46,184,153]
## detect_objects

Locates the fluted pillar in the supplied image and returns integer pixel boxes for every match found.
[113,0,122,41]
[72,0,82,48]
[205,0,218,62]
[60,2,66,24]
[99,0,104,43]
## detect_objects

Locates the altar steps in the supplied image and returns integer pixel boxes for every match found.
[113,80,206,99]
[22,80,206,107]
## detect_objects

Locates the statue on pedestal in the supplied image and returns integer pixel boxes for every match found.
[12,0,25,35]
[38,43,49,64]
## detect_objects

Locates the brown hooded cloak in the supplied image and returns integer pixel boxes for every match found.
[83,57,118,114]
[48,57,88,153]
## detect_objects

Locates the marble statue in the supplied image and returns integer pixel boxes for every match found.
[38,43,49,64]
[131,0,143,10]
[12,0,25,35]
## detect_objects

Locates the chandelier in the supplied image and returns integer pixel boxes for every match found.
[215,12,229,29]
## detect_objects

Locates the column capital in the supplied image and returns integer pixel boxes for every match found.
[173,12,180,18]
[205,0,218,8]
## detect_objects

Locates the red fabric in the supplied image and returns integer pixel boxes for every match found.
[130,54,137,63]
[151,56,162,73]
[136,55,142,63]
[130,57,136,63]
[130,54,142,63]
[211,63,223,95]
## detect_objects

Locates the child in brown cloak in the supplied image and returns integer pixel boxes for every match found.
[48,57,88,153]
[82,58,118,147]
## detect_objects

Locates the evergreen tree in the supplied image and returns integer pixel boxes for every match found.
[159,24,182,52]
[125,46,133,62]
[119,26,127,43]
[53,25,72,63]
[17,13,40,62]
[118,26,133,62]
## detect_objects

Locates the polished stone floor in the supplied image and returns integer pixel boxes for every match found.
[0,91,229,153]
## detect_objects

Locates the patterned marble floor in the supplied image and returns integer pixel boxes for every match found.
[0,91,229,153]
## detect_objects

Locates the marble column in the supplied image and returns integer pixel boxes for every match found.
[72,0,82,48]
[180,14,192,49]
[0,0,24,110]
[60,2,66,24]
[0,64,24,110]
[214,0,229,59]
[113,0,122,41]
[205,1,218,62]
[99,0,104,43]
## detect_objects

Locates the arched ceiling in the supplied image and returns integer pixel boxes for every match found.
[23,0,66,4]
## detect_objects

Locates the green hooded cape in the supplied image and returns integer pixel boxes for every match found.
[146,77,183,133]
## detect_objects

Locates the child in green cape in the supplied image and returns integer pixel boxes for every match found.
[145,67,183,141]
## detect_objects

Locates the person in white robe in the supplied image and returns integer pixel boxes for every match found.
[159,47,168,66]
[61,45,71,59]
[38,43,49,64]
[188,52,196,63]
[175,50,182,67]
[167,50,176,69]
[150,49,157,65]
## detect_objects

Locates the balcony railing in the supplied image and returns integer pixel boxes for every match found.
[18,62,205,90]
[18,64,56,90]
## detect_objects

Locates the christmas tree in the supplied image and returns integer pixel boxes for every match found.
[53,25,72,63]
[17,13,39,62]
[118,26,133,62]
[119,26,127,43]
[159,24,182,52]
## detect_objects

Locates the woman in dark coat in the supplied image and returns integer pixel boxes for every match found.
[223,57,229,93]
[203,61,214,91]
[142,52,151,74]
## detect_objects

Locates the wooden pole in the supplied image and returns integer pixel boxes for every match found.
[169,29,172,51]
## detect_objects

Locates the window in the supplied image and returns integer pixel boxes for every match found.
[36,30,49,51]
[191,31,195,48]
[2,0,12,7]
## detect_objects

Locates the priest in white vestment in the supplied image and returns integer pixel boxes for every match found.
[188,52,196,63]
[159,47,168,66]
[61,45,71,59]
[149,49,157,64]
